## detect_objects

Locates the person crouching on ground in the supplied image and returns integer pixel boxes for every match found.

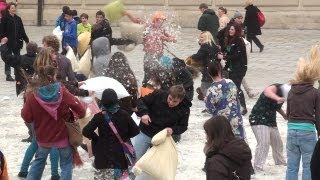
[82,89,139,179]
[21,65,86,179]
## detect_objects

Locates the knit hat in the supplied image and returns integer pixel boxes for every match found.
[101,89,118,107]
[233,11,243,19]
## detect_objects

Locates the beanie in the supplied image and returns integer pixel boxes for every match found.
[233,11,243,19]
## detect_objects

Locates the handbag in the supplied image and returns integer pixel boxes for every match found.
[257,9,265,27]
[104,113,136,166]
[65,110,83,147]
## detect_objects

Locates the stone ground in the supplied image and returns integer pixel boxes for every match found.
[0,26,319,180]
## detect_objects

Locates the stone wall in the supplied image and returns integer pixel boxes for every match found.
[16,0,320,29]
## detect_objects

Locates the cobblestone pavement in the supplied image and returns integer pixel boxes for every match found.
[0,26,320,179]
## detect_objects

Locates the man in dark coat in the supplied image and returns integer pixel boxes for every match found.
[134,85,192,159]
[244,3,264,52]
[197,3,219,43]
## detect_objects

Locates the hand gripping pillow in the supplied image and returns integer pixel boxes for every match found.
[133,129,178,180]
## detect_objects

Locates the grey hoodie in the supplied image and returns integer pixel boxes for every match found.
[91,37,112,77]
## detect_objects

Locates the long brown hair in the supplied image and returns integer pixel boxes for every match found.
[224,24,243,46]
[203,116,235,154]
[33,47,54,74]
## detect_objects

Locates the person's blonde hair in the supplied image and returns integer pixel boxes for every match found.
[245,0,254,6]
[292,45,320,84]
[200,31,214,46]
[34,47,54,73]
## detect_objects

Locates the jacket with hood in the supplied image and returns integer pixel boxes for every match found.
[198,9,219,43]
[56,54,76,82]
[287,83,320,134]
[21,82,86,148]
[205,138,252,180]
[91,37,111,77]
[137,89,192,138]
[62,20,78,48]
[55,13,67,31]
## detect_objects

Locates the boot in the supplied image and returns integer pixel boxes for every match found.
[6,75,14,81]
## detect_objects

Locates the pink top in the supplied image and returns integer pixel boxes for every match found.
[143,25,168,56]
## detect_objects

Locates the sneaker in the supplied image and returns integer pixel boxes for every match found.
[18,171,28,178]
[51,175,60,180]
[21,136,32,143]
[6,75,14,81]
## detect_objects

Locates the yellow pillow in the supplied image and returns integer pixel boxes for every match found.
[78,32,91,57]
[103,0,125,23]
[133,129,178,180]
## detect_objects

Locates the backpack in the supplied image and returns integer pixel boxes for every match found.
[256,8,265,27]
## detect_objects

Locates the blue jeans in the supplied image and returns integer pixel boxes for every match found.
[20,128,59,176]
[286,130,317,180]
[26,145,72,180]
[133,132,152,160]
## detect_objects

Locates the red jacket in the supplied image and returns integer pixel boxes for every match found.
[21,84,86,146]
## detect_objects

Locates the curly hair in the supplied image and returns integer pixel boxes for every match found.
[42,35,60,52]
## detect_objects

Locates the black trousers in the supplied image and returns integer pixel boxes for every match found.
[247,34,263,52]
[229,68,247,109]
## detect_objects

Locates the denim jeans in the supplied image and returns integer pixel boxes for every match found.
[133,132,152,160]
[286,129,317,180]
[26,145,72,180]
[20,128,59,176]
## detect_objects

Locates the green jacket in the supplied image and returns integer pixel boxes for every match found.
[198,9,219,42]
[77,23,92,36]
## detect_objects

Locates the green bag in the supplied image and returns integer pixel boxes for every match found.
[103,0,125,23]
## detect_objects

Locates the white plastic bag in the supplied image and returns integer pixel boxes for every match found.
[52,26,63,42]
[133,129,178,180]
[79,76,130,100]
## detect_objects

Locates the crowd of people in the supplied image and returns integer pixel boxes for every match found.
[0,0,320,180]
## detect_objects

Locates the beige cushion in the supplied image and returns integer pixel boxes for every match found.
[119,22,145,44]
[78,32,91,57]
[133,129,178,180]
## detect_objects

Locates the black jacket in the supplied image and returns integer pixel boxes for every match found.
[15,52,36,96]
[82,110,139,170]
[191,43,220,82]
[137,90,192,138]
[224,37,247,73]
[198,9,219,42]
[172,59,194,101]
[0,14,29,51]
[205,139,252,180]
[244,5,262,36]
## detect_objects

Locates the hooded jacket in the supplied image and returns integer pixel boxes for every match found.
[198,9,219,42]
[287,83,320,134]
[63,20,78,48]
[205,139,252,180]
[91,37,112,77]
[137,90,192,138]
[21,83,86,147]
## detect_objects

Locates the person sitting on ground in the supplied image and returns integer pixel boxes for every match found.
[204,115,252,180]
[77,13,92,36]
[135,85,192,157]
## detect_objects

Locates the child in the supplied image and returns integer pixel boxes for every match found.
[0,150,9,180]
[77,13,92,36]
[62,9,78,55]
[82,89,139,179]
[72,10,80,24]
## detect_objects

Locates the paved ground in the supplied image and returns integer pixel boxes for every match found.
[1,26,320,179]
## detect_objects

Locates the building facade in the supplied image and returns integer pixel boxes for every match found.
[17,0,320,29]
